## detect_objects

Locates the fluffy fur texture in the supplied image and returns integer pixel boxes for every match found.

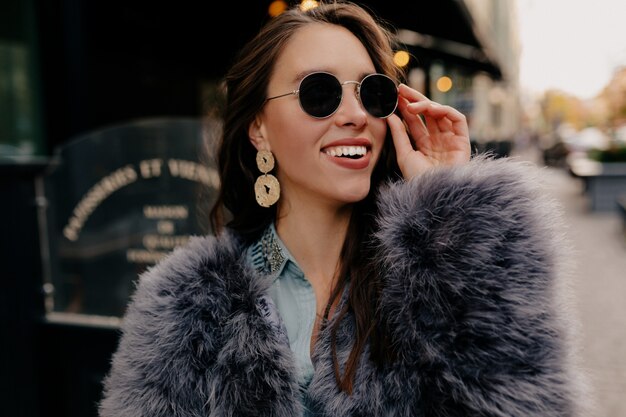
[99,156,589,416]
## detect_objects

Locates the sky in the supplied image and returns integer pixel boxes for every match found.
[515,0,626,100]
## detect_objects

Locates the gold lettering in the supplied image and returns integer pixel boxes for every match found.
[139,158,163,179]
[157,220,175,234]
[167,159,219,188]
[123,166,138,182]
[63,164,138,241]
[126,249,167,264]
[142,234,190,250]
[143,205,188,219]
[62,227,77,241]
[143,234,159,250]
[99,177,117,194]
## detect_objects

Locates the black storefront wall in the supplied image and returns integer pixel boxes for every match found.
[0,160,47,417]
[36,323,120,417]
[0,167,120,417]
[35,1,270,154]
[36,117,219,416]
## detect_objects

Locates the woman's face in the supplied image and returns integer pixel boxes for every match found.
[250,23,389,209]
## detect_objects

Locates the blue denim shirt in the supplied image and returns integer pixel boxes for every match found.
[246,223,318,414]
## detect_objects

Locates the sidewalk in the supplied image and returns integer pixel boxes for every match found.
[511,146,626,417]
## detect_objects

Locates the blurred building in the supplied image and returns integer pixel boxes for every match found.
[465,0,522,155]
[392,0,522,156]
[1,1,517,416]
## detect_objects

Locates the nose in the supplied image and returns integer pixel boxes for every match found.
[334,82,368,128]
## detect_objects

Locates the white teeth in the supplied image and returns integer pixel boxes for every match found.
[324,145,367,157]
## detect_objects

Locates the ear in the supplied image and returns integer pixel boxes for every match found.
[248,116,270,152]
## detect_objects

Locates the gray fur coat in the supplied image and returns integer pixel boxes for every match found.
[99,157,589,416]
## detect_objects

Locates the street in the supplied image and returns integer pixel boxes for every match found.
[512,147,626,416]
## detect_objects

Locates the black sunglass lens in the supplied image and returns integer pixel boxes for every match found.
[299,73,342,118]
[360,75,398,118]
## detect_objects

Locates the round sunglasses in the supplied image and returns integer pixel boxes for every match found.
[265,71,398,119]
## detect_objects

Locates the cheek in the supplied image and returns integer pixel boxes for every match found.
[266,110,325,154]
[371,119,389,157]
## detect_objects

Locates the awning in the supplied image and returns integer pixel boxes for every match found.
[361,0,503,79]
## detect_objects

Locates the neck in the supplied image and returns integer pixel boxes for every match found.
[275,195,352,292]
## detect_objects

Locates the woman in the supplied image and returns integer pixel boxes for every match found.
[99,2,588,416]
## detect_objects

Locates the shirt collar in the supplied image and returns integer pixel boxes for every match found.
[259,223,304,281]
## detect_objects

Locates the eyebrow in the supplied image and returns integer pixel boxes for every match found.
[292,69,375,84]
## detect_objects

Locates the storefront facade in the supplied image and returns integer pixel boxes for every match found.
[1,2,510,416]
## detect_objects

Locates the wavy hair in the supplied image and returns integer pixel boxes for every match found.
[210,1,406,393]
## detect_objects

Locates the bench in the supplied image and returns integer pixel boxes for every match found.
[567,155,626,212]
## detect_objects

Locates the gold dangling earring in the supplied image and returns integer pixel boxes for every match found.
[254,150,280,207]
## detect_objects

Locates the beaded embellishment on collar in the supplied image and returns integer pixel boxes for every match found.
[261,226,286,274]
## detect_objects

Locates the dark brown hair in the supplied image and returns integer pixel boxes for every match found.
[210,1,405,393]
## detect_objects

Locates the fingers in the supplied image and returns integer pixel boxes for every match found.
[386,114,414,159]
[398,83,466,122]
[397,83,430,103]
[398,84,468,137]
[409,102,457,137]
[387,90,471,180]
[407,101,466,124]
[397,96,428,138]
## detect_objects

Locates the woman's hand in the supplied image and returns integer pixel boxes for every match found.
[387,83,471,180]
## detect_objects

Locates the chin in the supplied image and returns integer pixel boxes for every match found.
[336,184,371,204]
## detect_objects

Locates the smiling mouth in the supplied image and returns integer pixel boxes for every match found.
[323,145,368,159]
